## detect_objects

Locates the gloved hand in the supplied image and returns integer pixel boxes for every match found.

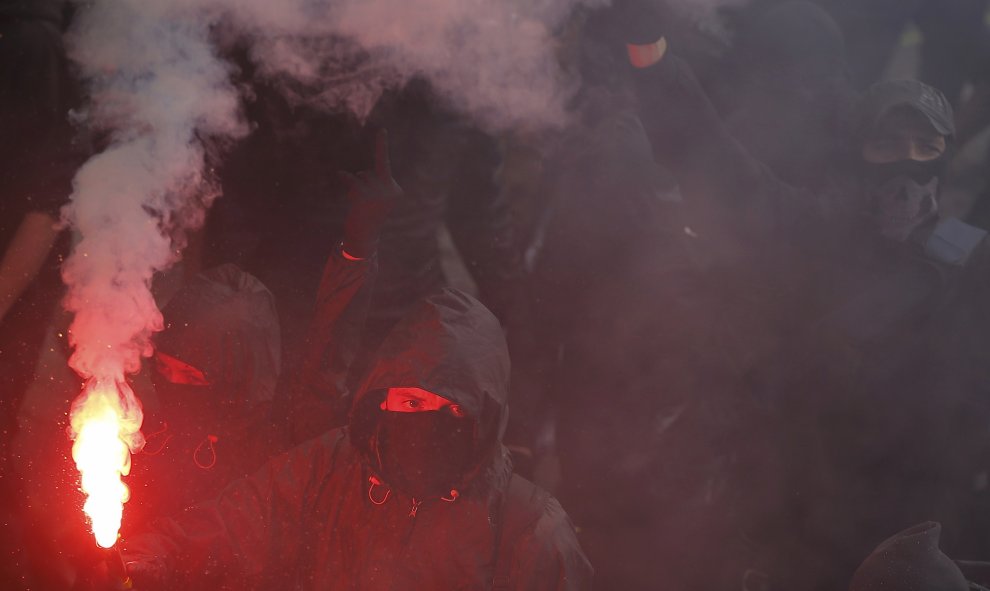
[339,129,404,259]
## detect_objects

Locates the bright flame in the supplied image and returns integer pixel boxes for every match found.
[69,381,144,548]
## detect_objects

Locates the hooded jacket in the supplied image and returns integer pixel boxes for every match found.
[122,258,591,591]
[631,43,990,590]
[128,265,281,526]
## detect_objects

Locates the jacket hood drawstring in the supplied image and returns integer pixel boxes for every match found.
[367,475,460,517]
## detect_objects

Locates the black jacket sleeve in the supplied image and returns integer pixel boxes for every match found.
[444,129,520,324]
[281,248,377,443]
[631,52,852,240]
[121,431,347,589]
[509,498,594,591]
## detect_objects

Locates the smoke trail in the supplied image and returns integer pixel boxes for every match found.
[61,0,245,463]
[221,0,608,129]
[61,0,609,388]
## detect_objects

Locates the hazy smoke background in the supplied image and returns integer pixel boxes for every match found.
[60,0,618,394]
[59,0,745,413]
[667,0,750,36]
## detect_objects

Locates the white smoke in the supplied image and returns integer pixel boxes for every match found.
[59,0,617,488]
[222,0,607,128]
[62,0,245,389]
[61,0,611,395]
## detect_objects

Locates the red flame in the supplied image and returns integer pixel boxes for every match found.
[69,380,144,548]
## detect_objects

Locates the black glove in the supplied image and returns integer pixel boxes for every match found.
[339,129,403,259]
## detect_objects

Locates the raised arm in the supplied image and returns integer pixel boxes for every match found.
[284,130,404,441]
[616,3,845,238]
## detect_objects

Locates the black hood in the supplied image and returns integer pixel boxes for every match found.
[737,1,847,85]
[155,264,281,409]
[349,289,511,489]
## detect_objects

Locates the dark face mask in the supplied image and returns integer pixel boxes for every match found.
[860,159,943,241]
[376,411,475,499]
[861,157,945,186]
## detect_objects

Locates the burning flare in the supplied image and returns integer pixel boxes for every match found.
[69,380,144,548]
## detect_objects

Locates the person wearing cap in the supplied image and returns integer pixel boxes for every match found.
[608,1,990,588]
[112,133,592,591]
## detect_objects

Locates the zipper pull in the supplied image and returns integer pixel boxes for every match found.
[409,498,422,518]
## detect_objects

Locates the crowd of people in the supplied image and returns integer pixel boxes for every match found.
[4,0,990,589]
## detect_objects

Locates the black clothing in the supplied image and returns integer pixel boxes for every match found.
[723,1,856,188]
[0,5,79,588]
[0,2,76,455]
[632,52,990,589]
[129,265,281,527]
[121,260,591,589]
[207,73,517,380]
[0,0,63,25]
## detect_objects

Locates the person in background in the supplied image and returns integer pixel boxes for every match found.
[616,1,990,587]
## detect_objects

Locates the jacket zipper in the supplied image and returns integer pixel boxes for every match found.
[408,498,422,518]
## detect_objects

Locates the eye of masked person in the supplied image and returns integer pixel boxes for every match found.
[861,106,947,164]
[380,387,467,418]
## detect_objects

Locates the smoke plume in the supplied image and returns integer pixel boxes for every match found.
[61,0,611,385]
[220,0,608,128]
[61,0,245,465]
[60,0,607,462]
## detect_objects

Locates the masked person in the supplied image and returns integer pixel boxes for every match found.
[608,3,990,588]
[126,264,282,528]
[115,133,592,591]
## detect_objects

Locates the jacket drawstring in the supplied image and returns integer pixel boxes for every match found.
[193,435,218,469]
[368,476,391,505]
[368,476,461,517]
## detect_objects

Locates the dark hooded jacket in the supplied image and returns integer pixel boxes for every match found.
[128,264,281,527]
[632,43,990,589]
[122,279,591,590]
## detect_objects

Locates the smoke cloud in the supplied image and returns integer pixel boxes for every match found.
[59,0,760,397]
[222,0,609,128]
[62,0,245,390]
[59,0,605,457]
